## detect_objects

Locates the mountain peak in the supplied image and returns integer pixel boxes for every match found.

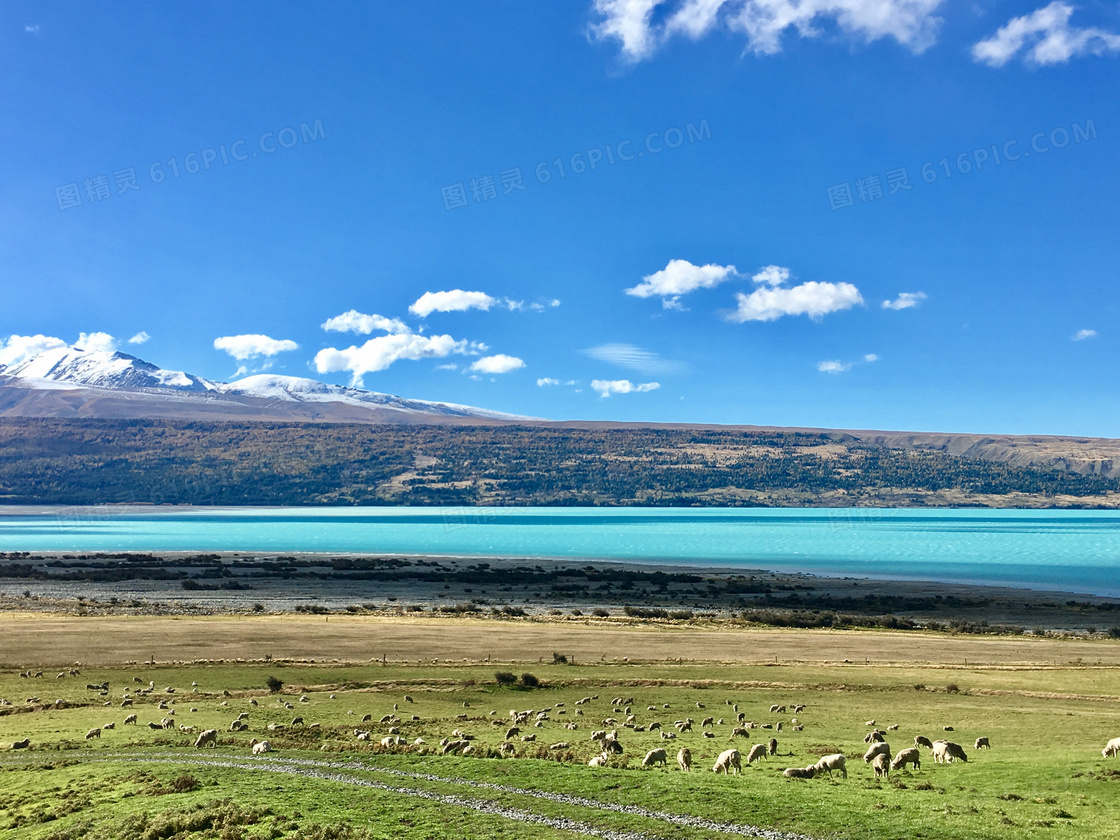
[3,346,214,392]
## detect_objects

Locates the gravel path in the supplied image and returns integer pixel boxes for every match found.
[0,750,819,840]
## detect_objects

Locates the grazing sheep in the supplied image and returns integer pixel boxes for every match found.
[85,727,101,740]
[291,717,304,726]
[1101,737,1120,758]
[746,743,768,765]
[713,748,742,775]
[123,714,137,725]
[701,716,714,727]
[677,747,691,771]
[769,704,783,713]
[642,748,667,767]
[102,722,115,730]
[974,737,991,750]
[11,738,30,750]
[915,735,934,749]
[863,742,891,763]
[768,738,778,756]
[588,754,607,767]
[872,753,890,778]
[251,739,272,754]
[676,720,692,733]
[814,753,847,778]
[442,739,471,755]
[731,727,750,739]
[356,731,371,741]
[932,741,967,763]
[660,731,676,740]
[602,738,623,754]
[194,729,218,749]
[120,699,133,708]
[147,722,162,730]
[549,742,570,751]
[864,730,886,744]
[891,748,921,771]
[521,734,536,742]
[865,720,876,727]
[783,766,816,779]
[887,724,899,731]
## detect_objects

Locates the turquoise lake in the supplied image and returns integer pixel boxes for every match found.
[1,507,1119,596]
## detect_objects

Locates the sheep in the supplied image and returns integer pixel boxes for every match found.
[642,748,667,767]
[362,714,373,722]
[872,753,890,778]
[194,729,218,749]
[549,742,570,751]
[677,747,691,771]
[291,717,304,727]
[120,699,133,708]
[382,735,406,748]
[11,738,30,750]
[147,722,162,730]
[932,740,967,763]
[891,748,921,771]
[863,742,891,763]
[588,754,607,767]
[1103,737,1120,758]
[783,766,816,779]
[887,724,899,731]
[506,727,521,739]
[713,748,742,775]
[520,734,536,742]
[123,714,137,725]
[356,731,371,741]
[731,727,750,739]
[974,737,991,750]
[746,743,768,764]
[660,731,676,740]
[442,739,471,755]
[768,738,778,755]
[701,716,714,727]
[602,738,624,754]
[675,720,692,733]
[864,730,886,744]
[915,735,934,749]
[251,739,272,754]
[85,727,101,739]
[404,695,414,703]
[814,753,847,778]
[102,722,115,730]
[865,720,875,726]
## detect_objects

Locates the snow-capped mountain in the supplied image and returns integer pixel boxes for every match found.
[0,347,529,423]
[1,346,215,392]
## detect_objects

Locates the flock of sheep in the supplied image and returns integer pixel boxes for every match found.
[5,673,1120,785]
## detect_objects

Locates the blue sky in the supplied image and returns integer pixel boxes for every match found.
[1,1,1117,434]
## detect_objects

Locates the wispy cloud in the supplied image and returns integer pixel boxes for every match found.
[128,331,151,345]
[817,360,852,374]
[625,259,737,309]
[470,354,525,374]
[213,334,298,361]
[537,377,579,387]
[881,291,927,310]
[590,0,944,62]
[1072,328,1097,341]
[321,310,410,335]
[728,268,862,322]
[973,2,1120,67]
[591,378,661,397]
[584,343,683,374]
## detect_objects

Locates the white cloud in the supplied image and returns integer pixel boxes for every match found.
[584,343,683,374]
[213,334,299,361]
[314,333,478,386]
[591,0,944,61]
[409,290,497,317]
[626,259,737,309]
[817,360,852,374]
[0,334,67,367]
[751,265,790,287]
[863,353,879,362]
[436,363,459,370]
[76,331,118,353]
[538,377,561,387]
[591,379,661,397]
[469,354,526,374]
[881,291,927,310]
[128,331,151,345]
[972,2,1120,67]
[728,274,863,322]
[321,310,410,335]
[1072,328,1097,341]
[25,25,40,34]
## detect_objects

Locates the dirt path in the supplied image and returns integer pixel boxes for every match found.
[1,613,1117,667]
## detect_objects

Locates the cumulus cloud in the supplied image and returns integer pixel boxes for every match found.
[409,290,497,317]
[728,268,863,322]
[537,377,579,387]
[321,310,410,335]
[469,354,526,374]
[972,2,1120,67]
[74,331,118,353]
[314,334,481,387]
[863,353,879,362]
[0,334,67,367]
[584,343,683,374]
[881,291,927,310]
[1072,328,1097,341]
[626,259,738,309]
[213,334,299,361]
[128,331,151,345]
[591,379,661,397]
[817,360,852,374]
[591,0,944,61]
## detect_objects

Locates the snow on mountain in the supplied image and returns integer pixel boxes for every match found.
[2,346,215,392]
[0,347,528,421]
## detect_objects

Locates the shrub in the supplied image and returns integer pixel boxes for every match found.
[170,773,200,793]
[591,608,610,617]
[494,672,517,686]
[552,653,568,664]
[570,609,583,616]
[266,676,283,693]
[252,603,264,613]
[520,673,540,688]
[945,683,960,694]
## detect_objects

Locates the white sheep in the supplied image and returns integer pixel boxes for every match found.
[746,743,768,765]
[914,735,933,749]
[85,727,101,739]
[251,739,272,754]
[677,747,691,771]
[872,753,890,778]
[891,748,921,771]
[783,766,816,779]
[974,737,991,750]
[814,753,847,778]
[863,742,891,763]
[642,748,667,767]
[1101,737,1120,758]
[932,740,967,763]
[713,748,742,775]
[194,729,218,749]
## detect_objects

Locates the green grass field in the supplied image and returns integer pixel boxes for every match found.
[2,656,1120,840]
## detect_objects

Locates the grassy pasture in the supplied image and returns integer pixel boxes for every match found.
[2,648,1120,840]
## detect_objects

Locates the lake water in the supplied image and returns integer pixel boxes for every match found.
[1,506,1119,596]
